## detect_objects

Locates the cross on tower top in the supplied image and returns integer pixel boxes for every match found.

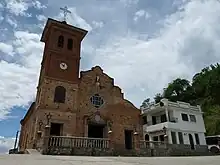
[60,6,71,22]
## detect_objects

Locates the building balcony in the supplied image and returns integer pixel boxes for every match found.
[143,121,178,133]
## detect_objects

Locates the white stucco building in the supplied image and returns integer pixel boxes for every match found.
[141,99,207,149]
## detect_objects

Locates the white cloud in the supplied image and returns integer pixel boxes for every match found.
[136,9,145,17]
[145,12,151,20]
[134,9,151,22]
[6,0,29,17]
[36,14,47,22]
[0,31,43,120]
[0,136,15,154]
[68,8,92,31]
[32,1,47,9]
[0,42,14,55]
[0,60,37,120]
[0,16,4,22]
[120,0,139,6]
[5,16,17,28]
[0,3,3,9]
[5,0,44,17]
[92,21,104,29]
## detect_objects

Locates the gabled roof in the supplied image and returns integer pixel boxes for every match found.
[20,102,35,126]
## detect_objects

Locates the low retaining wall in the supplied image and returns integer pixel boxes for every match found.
[138,144,209,157]
[45,144,209,157]
[42,137,210,156]
[168,144,209,156]
[47,146,113,156]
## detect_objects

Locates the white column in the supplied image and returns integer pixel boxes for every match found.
[165,107,169,122]
[149,135,153,148]
[147,114,152,125]
[176,132,180,144]
[167,130,172,144]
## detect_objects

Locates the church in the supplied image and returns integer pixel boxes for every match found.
[18,17,143,155]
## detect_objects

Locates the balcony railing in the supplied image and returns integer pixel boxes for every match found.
[140,140,168,149]
[47,136,110,149]
[146,117,178,126]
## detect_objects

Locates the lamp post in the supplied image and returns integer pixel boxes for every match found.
[163,126,168,147]
[163,126,167,136]
[46,113,52,127]
[133,125,139,135]
[38,120,43,133]
[108,121,113,134]
[42,113,52,154]
[13,130,19,150]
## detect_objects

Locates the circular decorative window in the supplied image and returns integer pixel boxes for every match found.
[90,94,104,108]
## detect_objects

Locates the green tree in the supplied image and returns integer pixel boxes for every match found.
[140,98,151,109]
[163,78,192,102]
[204,105,220,135]
[154,93,163,103]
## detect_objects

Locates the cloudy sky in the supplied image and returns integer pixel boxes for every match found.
[0,0,220,153]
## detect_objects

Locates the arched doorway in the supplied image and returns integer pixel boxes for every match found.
[86,113,107,138]
[188,134,195,150]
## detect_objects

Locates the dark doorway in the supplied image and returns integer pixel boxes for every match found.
[50,123,62,136]
[160,114,167,123]
[88,124,105,138]
[152,116,157,125]
[160,135,165,141]
[188,134,195,150]
[124,130,133,150]
[153,136,158,141]
[145,134,149,141]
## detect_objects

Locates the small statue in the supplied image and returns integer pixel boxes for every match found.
[95,76,100,86]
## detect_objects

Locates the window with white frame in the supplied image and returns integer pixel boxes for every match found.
[178,132,184,144]
[171,131,177,144]
[189,114,196,122]
[181,113,189,121]
[195,133,200,145]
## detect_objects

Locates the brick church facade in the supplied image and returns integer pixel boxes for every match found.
[18,18,143,155]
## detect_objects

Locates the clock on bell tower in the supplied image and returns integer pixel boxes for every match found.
[39,18,88,83]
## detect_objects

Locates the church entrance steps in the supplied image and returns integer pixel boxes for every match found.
[25,149,41,155]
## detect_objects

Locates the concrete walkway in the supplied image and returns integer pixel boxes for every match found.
[0,154,220,165]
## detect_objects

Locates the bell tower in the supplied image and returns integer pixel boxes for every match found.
[35,18,87,110]
[40,18,87,83]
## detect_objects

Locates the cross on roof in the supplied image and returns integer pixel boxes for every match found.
[60,6,71,22]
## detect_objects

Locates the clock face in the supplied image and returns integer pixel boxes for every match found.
[60,62,68,70]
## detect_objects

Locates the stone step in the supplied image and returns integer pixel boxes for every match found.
[25,149,41,155]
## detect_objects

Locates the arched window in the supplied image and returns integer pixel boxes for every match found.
[58,35,64,48]
[67,38,73,50]
[54,86,66,103]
